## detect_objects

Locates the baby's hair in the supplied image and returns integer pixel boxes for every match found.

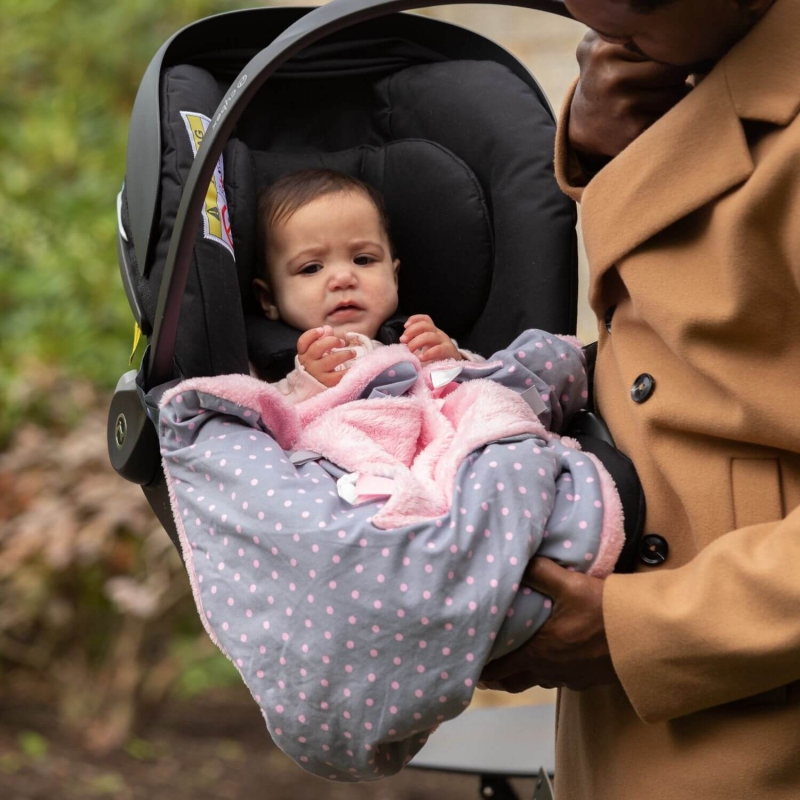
[257,169,396,275]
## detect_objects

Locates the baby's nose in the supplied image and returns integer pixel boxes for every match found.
[329,263,358,287]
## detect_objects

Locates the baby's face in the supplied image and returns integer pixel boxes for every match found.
[261,191,400,340]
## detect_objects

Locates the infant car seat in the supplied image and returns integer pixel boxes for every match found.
[109,0,646,792]
[109,0,643,567]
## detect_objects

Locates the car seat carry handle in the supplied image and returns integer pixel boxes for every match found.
[145,0,572,389]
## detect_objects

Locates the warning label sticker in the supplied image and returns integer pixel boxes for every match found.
[180,111,235,259]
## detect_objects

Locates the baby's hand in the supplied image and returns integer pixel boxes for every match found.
[297,326,355,387]
[400,314,463,362]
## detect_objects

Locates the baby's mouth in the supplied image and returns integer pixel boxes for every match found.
[329,303,363,320]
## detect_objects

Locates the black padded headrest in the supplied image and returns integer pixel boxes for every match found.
[227,137,494,377]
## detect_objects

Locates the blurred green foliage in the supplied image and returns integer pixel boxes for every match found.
[172,638,242,698]
[0,0,253,443]
[17,731,49,760]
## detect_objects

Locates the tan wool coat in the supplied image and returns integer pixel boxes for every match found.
[552,0,800,797]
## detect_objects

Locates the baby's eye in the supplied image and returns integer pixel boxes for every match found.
[354,255,376,266]
[300,263,323,275]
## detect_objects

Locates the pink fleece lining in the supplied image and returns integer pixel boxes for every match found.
[584,449,625,577]
[296,345,422,427]
[159,348,622,557]
[292,352,548,529]
[160,373,298,449]
[556,437,625,577]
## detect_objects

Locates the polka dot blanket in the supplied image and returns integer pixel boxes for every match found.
[157,330,625,781]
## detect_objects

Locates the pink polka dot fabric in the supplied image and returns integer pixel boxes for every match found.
[158,330,624,781]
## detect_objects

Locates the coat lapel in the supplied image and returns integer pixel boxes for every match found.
[580,67,753,306]
[724,0,800,126]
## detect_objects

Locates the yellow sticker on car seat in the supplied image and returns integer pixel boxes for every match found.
[129,322,142,365]
[180,111,235,259]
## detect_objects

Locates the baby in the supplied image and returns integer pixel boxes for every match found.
[252,169,482,401]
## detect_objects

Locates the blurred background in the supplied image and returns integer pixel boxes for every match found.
[0,1,588,797]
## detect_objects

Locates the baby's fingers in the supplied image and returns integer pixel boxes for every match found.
[405,330,443,354]
[318,370,347,388]
[297,326,331,356]
[400,319,435,344]
[305,335,346,361]
[404,314,433,327]
[418,343,455,362]
[318,349,356,372]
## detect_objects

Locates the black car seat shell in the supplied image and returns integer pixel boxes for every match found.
[111,3,643,571]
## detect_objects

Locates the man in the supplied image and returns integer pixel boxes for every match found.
[481,0,800,797]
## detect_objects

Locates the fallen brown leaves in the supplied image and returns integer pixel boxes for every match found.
[0,386,209,754]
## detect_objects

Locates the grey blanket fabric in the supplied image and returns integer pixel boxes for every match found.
[158,330,623,781]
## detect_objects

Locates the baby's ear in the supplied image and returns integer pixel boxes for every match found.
[392,258,400,284]
[252,278,280,321]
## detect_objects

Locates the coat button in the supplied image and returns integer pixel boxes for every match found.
[631,373,655,403]
[638,534,669,566]
[604,306,616,333]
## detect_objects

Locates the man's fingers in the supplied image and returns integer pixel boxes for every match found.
[480,669,545,695]
[491,676,539,695]
[480,647,536,684]
[521,557,572,598]
[579,32,690,86]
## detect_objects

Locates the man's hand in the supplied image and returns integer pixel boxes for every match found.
[297,326,354,388]
[569,31,692,166]
[400,314,463,362]
[479,558,618,693]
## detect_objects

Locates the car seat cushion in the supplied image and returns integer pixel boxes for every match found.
[234,139,493,376]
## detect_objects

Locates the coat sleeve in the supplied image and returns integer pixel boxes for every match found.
[598,123,800,724]
[556,71,800,723]
[603,506,800,723]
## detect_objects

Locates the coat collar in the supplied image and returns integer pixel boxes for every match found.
[579,0,800,304]
[725,0,800,126]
